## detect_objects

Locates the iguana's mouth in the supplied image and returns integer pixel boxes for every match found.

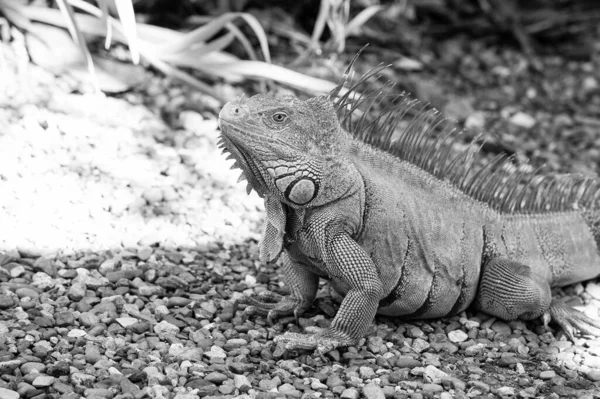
[218,120,269,197]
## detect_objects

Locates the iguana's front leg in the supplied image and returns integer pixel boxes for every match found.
[275,233,383,354]
[239,252,318,323]
[475,257,600,339]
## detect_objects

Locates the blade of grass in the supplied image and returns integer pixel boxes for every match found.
[113,0,139,63]
[158,32,236,63]
[345,5,382,37]
[55,0,99,92]
[143,52,224,102]
[0,0,38,33]
[189,60,339,94]
[97,0,113,50]
[187,16,259,61]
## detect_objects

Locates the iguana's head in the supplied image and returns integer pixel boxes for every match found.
[218,94,353,207]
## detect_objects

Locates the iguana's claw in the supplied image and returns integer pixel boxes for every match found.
[274,327,357,357]
[234,290,311,325]
[545,299,600,340]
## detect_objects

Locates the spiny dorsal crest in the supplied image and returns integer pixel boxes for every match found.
[327,60,600,213]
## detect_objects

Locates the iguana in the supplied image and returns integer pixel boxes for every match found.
[217,59,600,354]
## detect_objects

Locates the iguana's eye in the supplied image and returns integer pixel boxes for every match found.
[271,112,288,123]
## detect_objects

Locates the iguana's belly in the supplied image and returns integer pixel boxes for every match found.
[351,173,488,319]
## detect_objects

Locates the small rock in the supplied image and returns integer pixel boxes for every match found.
[32,375,55,387]
[586,369,600,382]
[412,338,430,353]
[205,371,228,384]
[424,365,448,384]
[116,317,139,328]
[509,112,536,129]
[341,387,360,399]
[84,388,114,398]
[0,360,23,374]
[79,312,100,327]
[422,383,443,394]
[0,388,19,399]
[68,283,86,301]
[468,380,490,393]
[465,112,486,130]
[326,373,345,388]
[359,366,376,379]
[15,287,39,299]
[67,329,87,338]
[144,366,166,384]
[18,246,42,258]
[54,311,75,327]
[586,282,600,300]
[395,356,421,369]
[233,374,251,389]
[497,386,515,396]
[21,362,46,374]
[142,187,164,203]
[154,320,180,335]
[448,329,468,343]
[137,246,153,261]
[393,56,423,71]
[362,383,385,399]
[539,370,556,380]
[0,295,15,309]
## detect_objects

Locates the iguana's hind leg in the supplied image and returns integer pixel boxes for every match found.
[475,257,600,339]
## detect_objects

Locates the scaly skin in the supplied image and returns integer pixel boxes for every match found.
[218,92,600,354]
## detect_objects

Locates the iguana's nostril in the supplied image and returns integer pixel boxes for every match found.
[219,102,249,120]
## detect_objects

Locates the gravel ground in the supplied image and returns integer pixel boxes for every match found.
[1,41,600,399]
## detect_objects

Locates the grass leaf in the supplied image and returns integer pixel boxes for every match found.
[112,0,139,63]
[55,0,99,91]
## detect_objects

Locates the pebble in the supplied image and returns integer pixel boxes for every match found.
[359,366,376,379]
[509,112,536,129]
[539,370,556,380]
[116,317,139,328]
[412,338,431,353]
[55,311,75,326]
[424,365,448,383]
[234,374,251,389]
[154,320,180,334]
[362,383,385,399]
[15,287,39,299]
[468,380,490,393]
[341,387,360,399]
[0,295,15,309]
[32,375,55,387]
[586,369,600,382]
[395,356,421,368]
[67,329,87,338]
[447,329,468,343]
[21,362,46,374]
[491,321,512,335]
[0,388,19,399]
[497,386,515,396]
[205,371,228,384]
[422,383,443,394]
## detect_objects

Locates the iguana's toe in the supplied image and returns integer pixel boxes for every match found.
[234,291,311,324]
[274,327,357,356]
[545,299,600,340]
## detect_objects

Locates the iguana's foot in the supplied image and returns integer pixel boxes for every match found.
[274,326,357,356]
[544,299,600,340]
[235,291,310,325]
